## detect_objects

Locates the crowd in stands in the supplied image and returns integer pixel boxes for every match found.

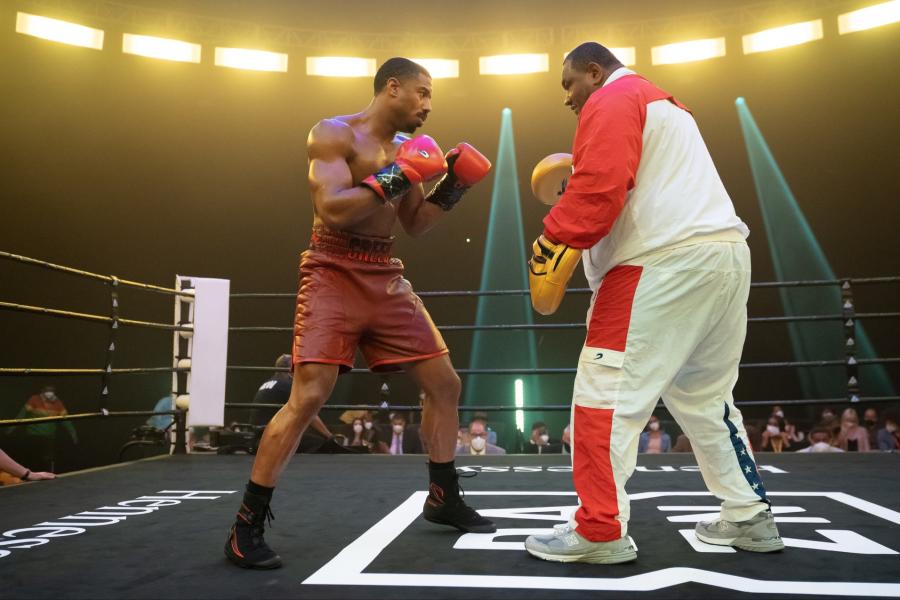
[204,352,900,457]
[5,356,895,487]
[636,405,900,454]
[325,402,900,456]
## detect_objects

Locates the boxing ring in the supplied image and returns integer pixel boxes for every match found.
[2,453,900,598]
[2,250,900,598]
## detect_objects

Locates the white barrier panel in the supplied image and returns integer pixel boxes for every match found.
[184,277,229,427]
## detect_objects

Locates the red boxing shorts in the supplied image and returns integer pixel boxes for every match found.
[291,226,448,372]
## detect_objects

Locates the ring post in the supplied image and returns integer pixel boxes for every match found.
[173,409,187,455]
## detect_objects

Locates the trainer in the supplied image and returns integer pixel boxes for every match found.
[526,42,783,564]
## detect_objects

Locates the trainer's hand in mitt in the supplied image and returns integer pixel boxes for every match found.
[528,234,582,315]
[530,153,572,206]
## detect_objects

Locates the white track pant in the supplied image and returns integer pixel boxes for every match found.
[570,237,770,542]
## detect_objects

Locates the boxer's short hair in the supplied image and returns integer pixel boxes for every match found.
[374,57,430,94]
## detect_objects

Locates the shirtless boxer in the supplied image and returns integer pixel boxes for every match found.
[224,58,495,569]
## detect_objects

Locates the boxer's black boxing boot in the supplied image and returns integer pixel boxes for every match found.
[423,461,496,533]
[224,483,282,569]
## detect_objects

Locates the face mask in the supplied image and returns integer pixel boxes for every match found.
[774,411,784,418]
[649,422,660,432]
[470,436,486,451]
[539,433,550,444]
[364,421,373,430]
[393,424,404,434]
[766,425,780,435]
[886,424,897,433]
[353,424,363,433]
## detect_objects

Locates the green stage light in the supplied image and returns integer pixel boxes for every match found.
[463,108,541,450]
[735,97,895,399]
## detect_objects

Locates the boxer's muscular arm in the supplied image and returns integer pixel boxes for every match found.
[308,119,383,230]
[397,183,445,237]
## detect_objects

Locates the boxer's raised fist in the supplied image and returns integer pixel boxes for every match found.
[445,143,491,187]
[363,135,448,202]
[426,142,492,211]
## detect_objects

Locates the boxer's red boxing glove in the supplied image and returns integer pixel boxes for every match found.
[426,143,492,211]
[447,143,491,186]
[362,135,447,202]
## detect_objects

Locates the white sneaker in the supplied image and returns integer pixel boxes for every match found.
[525,524,637,564]
[695,510,785,552]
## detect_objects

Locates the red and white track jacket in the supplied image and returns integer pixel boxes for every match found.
[543,68,749,290]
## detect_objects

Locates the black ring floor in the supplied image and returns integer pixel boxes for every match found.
[2,452,899,599]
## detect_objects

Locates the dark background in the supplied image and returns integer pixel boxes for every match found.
[1,0,898,470]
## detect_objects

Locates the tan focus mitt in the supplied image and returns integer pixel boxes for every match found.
[528,234,582,315]
[530,153,573,206]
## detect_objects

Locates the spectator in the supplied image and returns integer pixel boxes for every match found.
[0,447,55,486]
[796,427,843,453]
[249,354,292,426]
[638,415,671,453]
[525,422,555,454]
[387,413,422,455]
[361,412,387,452]
[456,418,505,456]
[345,417,366,448]
[345,415,388,453]
[772,405,804,448]
[817,407,840,438]
[863,408,879,448]
[148,394,174,431]
[562,424,571,454]
[456,427,470,453]
[250,354,334,449]
[836,408,870,452]
[760,416,791,452]
[12,386,78,471]
[672,433,693,453]
[472,411,498,446]
[877,411,900,451]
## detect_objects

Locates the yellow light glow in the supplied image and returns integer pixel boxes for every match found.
[409,58,459,79]
[122,33,201,63]
[215,47,288,72]
[15,12,104,49]
[651,37,726,65]
[479,53,549,75]
[609,47,637,67]
[743,20,823,54]
[563,47,636,67]
[838,0,900,34]
[306,56,376,77]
